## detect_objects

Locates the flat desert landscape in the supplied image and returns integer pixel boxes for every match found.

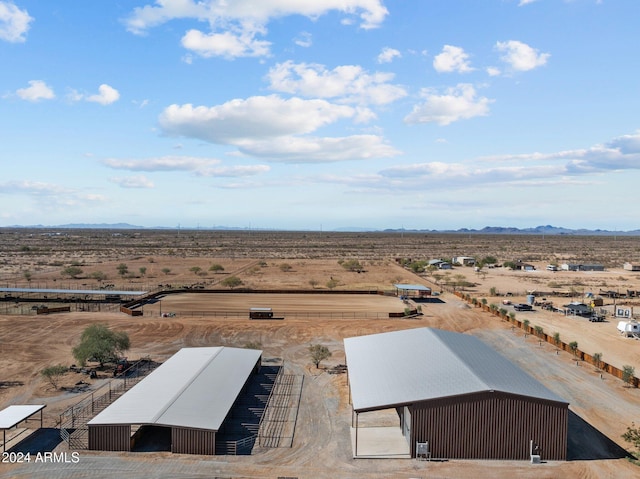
[2,229,640,478]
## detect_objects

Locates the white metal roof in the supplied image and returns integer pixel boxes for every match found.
[0,405,45,429]
[344,328,568,412]
[394,284,431,291]
[88,347,261,430]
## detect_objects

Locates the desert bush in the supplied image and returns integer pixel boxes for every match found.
[221,276,243,288]
[209,264,225,272]
[622,365,636,387]
[62,265,83,278]
[41,364,68,389]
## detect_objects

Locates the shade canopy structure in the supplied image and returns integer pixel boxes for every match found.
[89,347,261,430]
[0,405,45,452]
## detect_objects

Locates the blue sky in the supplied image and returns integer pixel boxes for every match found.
[1,0,639,231]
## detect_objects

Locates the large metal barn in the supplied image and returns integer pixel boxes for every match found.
[344,328,569,460]
[88,347,263,455]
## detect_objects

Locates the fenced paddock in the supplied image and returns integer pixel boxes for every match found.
[59,358,158,449]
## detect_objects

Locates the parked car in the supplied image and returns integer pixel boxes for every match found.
[514,303,533,311]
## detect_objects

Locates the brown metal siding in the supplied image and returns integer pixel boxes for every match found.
[410,391,568,460]
[171,427,216,455]
[88,424,131,451]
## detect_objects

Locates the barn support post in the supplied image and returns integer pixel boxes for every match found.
[354,412,359,458]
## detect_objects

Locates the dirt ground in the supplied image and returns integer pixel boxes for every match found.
[2,230,640,478]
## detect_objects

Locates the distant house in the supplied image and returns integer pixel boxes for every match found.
[452,256,476,266]
[428,259,452,270]
[562,263,604,272]
[514,261,535,271]
[624,262,640,272]
[563,302,592,317]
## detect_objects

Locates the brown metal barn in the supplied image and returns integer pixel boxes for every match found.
[87,347,262,455]
[344,328,569,460]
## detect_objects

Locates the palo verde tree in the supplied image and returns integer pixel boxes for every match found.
[309,344,332,369]
[72,324,130,367]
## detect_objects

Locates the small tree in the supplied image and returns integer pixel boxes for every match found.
[279,263,293,272]
[522,319,530,335]
[139,266,147,277]
[221,276,243,288]
[24,270,32,282]
[569,341,579,359]
[309,344,331,369]
[209,264,225,273]
[72,324,130,367]
[190,266,202,275]
[553,332,561,353]
[593,352,603,371]
[62,265,83,279]
[162,267,171,275]
[41,364,68,389]
[117,263,129,277]
[622,365,636,387]
[309,279,319,289]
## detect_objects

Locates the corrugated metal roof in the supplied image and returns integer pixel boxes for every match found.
[344,328,568,412]
[0,405,45,429]
[88,347,261,430]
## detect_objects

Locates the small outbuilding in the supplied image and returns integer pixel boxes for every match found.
[394,284,431,299]
[344,328,568,460]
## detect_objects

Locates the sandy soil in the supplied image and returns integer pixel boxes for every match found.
[2,247,640,478]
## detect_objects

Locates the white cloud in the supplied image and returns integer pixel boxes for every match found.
[16,80,55,102]
[109,175,155,189]
[377,47,401,64]
[294,31,312,48]
[404,84,493,126]
[236,134,400,163]
[266,61,407,105]
[124,0,388,58]
[486,66,501,77]
[102,155,270,177]
[158,95,400,163]
[181,28,271,58]
[374,130,640,192]
[159,95,358,143]
[0,180,106,207]
[0,1,33,43]
[433,45,474,73]
[518,0,539,5]
[86,84,120,105]
[496,40,550,72]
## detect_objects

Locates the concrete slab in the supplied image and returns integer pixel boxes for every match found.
[350,426,411,459]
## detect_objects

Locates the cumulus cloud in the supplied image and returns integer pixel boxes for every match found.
[86,84,120,105]
[158,95,399,163]
[102,155,270,177]
[496,40,550,72]
[404,84,493,126]
[433,45,473,73]
[266,61,407,105]
[124,0,388,58]
[0,1,33,43]
[377,47,401,64]
[16,80,55,102]
[159,95,358,143]
[181,28,271,58]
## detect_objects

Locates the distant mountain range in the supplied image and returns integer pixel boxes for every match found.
[3,223,640,235]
